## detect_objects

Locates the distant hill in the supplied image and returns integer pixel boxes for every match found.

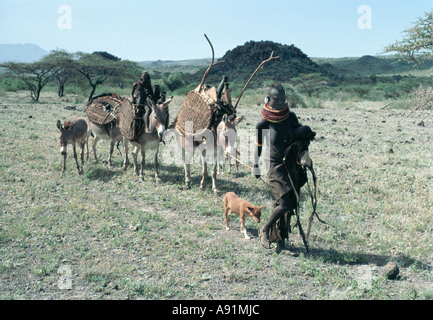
[190,40,335,87]
[0,44,49,63]
[137,58,212,74]
[313,55,433,76]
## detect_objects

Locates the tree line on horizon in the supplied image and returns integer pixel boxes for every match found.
[0,9,431,107]
[0,50,141,102]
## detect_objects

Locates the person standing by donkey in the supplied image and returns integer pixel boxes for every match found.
[253,83,316,255]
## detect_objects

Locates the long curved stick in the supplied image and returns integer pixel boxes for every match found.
[198,34,214,92]
[198,34,224,93]
[234,51,279,109]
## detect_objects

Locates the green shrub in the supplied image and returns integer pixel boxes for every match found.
[0,78,26,92]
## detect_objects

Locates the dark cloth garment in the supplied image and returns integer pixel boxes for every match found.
[255,112,302,202]
[131,76,154,133]
[255,112,302,164]
[266,145,309,243]
[255,111,311,244]
[267,161,293,202]
[132,79,154,106]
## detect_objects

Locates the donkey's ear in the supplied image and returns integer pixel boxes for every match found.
[56,120,62,130]
[233,115,244,125]
[162,96,173,108]
[222,114,228,125]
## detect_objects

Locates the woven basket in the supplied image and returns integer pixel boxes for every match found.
[118,98,145,141]
[85,94,123,125]
[174,88,217,136]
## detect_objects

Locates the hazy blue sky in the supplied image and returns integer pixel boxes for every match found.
[0,0,432,61]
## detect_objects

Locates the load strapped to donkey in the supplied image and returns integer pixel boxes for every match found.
[116,97,148,141]
[85,93,123,127]
[85,93,156,142]
[171,34,279,137]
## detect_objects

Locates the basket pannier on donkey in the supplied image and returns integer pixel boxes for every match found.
[85,93,124,166]
[117,84,172,182]
[170,34,279,193]
[85,93,123,126]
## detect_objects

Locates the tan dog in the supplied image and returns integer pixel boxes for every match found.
[223,192,265,239]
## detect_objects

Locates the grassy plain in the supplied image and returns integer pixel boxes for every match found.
[0,87,432,300]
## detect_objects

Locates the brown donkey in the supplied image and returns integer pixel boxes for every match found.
[57,117,89,174]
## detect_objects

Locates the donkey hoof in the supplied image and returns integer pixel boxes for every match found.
[213,188,220,195]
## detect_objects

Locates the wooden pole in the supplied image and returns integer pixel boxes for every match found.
[234,51,280,109]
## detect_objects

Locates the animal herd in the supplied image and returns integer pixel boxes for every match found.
[56,96,243,194]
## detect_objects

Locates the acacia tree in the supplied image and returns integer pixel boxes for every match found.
[41,49,76,97]
[73,52,137,102]
[384,10,433,110]
[383,10,433,66]
[0,61,55,101]
[291,73,329,97]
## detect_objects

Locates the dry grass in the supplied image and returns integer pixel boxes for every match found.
[0,91,432,300]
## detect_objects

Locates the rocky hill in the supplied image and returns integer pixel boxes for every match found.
[201,40,333,85]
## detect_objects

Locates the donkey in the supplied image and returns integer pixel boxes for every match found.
[175,113,243,194]
[216,114,243,173]
[123,98,172,182]
[57,117,88,175]
[86,118,123,167]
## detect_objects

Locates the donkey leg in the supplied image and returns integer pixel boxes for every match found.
[199,148,208,190]
[92,136,99,163]
[183,161,191,190]
[182,147,192,189]
[211,162,219,194]
[211,149,219,194]
[154,145,161,183]
[80,141,85,174]
[72,143,82,175]
[140,147,146,180]
[62,154,67,173]
[123,138,129,171]
[108,140,115,167]
[86,133,90,160]
[200,159,208,191]
[131,146,140,176]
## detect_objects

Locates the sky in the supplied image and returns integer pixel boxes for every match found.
[0,0,432,61]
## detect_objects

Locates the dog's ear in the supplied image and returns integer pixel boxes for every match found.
[246,205,256,214]
[57,120,62,130]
